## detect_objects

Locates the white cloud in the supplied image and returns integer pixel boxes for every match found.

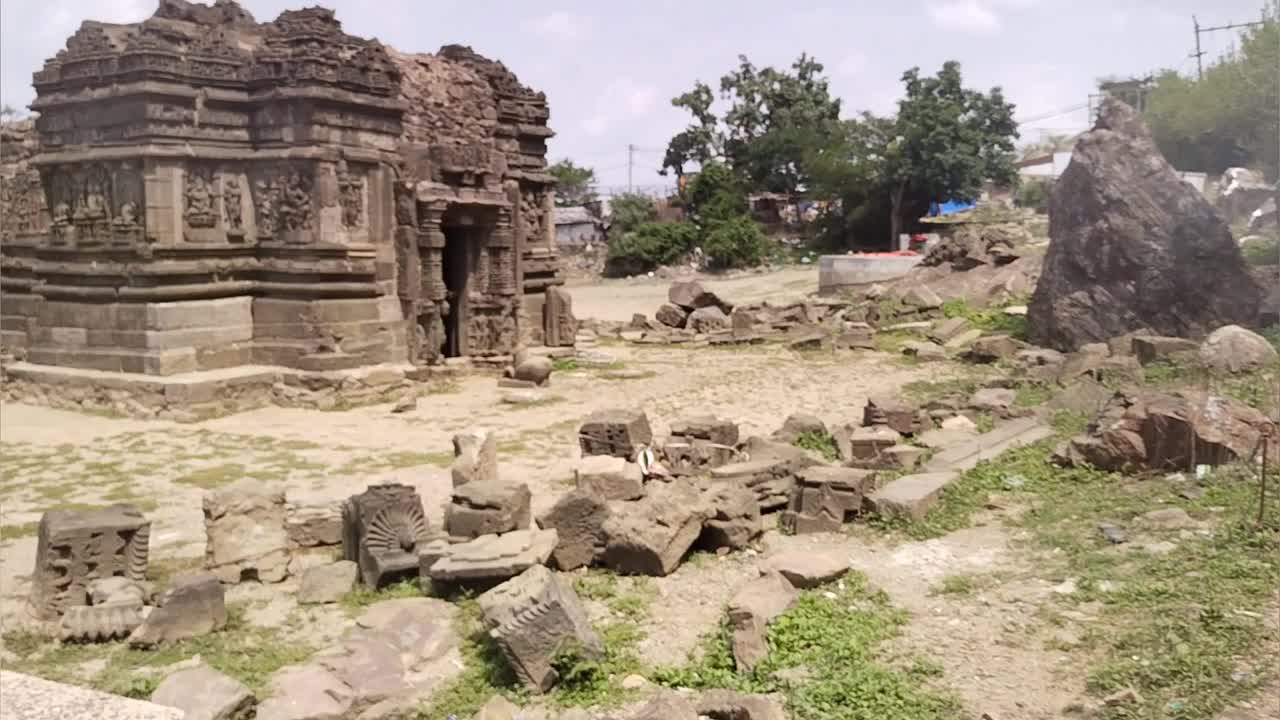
[837,53,869,77]
[928,0,1002,34]
[531,10,587,39]
[582,78,660,137]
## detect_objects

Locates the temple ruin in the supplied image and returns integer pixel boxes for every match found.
[0,0,569,380]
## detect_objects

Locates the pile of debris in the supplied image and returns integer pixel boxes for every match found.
[1054,389,1274,473]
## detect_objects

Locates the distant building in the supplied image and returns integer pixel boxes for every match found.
[554,206,603,248]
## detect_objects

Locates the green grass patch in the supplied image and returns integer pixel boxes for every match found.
[4,605,314,697]
[174,463,245,489]
[340,578,423,614]
[901,374,990,405]
[940,297,1029,339]
[794,430,839,462]
[575,571,657,623]
[0,522,38,541]
[1018,463,1280,719]
[1140,360,1279,414]
[652,573,961,720]
[419,596,524,719]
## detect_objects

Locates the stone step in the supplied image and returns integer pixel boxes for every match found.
[866,471,959,521]
[924,417,1054,473]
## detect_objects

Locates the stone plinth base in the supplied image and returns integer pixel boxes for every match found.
[818,254,923,295]
[0,361,456,421]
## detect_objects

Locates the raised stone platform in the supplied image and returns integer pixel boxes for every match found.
[818,254,923,295]
[0,360,456,420]
[0,671,184,720]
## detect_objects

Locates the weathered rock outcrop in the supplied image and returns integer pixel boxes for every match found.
[1028,99,1262,351]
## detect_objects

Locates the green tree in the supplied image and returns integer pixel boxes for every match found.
[661,54,842,197]
[807,61,1018,246]
[549,159,597,207]
[607,193,658,237]
[661,83,721,178]
[1144,4,1279,179]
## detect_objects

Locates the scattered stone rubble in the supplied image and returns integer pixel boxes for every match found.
[1055,389,1273,472]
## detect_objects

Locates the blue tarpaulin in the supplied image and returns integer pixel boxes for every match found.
[928,199,976,216]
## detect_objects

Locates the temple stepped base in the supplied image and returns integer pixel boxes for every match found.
[0,361,461,420]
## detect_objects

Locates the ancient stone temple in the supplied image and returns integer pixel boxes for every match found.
[0,0,566,378]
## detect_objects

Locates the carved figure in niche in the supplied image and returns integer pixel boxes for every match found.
[342,483,433,587]
[185,168,217,228]
[279,170,312,231]
[113,201,138,227]
[254,178,279,237]
[222,176,243,235]
[78,172,108,222]
[29,505,151,621]
[52,202,71,226]
[338,164,364,229]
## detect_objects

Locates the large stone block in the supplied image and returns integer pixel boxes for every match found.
[203,481,289,585]
[284,490,344,549]
[700,484,763,550]
[151,665,254,720]
[537,489,610,571]
[578,408,653,458]
[423,529,558,584]
[670,415,740,446]
[343,484,433,588]
[30,505,150,620]
[146,297,253,331]
[727,572,797,671]
[601,482,709,576]
[130,574,227,647]
[866,472,960,521]
[781,466,876,534]
[574,455,644,500]
[444,481,532,540]
[478,565,603,692]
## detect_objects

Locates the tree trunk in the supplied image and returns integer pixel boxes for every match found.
[889,183,906,250]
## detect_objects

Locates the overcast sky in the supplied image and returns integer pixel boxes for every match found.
[0,0,1265,189]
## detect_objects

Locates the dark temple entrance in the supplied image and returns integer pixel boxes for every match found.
[440,205,495,358]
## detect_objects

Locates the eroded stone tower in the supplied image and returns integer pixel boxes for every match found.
[0,0,567,377]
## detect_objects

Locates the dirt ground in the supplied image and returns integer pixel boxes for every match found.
[0,268,1275,720]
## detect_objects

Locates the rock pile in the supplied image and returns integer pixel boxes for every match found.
[1055,389,1274,472]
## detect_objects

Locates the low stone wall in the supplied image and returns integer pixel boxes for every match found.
[0,361,460,421]
[818,254,923,295]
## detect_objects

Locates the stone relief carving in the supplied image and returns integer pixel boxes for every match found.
[338,165,364,229]
[222,175,244,237]
[279,170,313,232]
[254,177,280,238]
[184,167,217,228]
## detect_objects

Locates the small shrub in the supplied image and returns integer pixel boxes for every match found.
[1015,178,1052,213]
[608,193,658,237]
[794,430,839,462]
[604,221,697,276]
[1240,232,1278,266]
[702,215,765,270]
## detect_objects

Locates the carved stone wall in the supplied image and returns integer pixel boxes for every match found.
[0,0,564,377]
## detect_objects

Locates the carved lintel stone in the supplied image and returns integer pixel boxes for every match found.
[342,484,433,588]
[29,505,150,620]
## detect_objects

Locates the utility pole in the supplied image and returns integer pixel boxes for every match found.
[1190,13,1268,81]
[1191,15,1204,80]
[627,144,635,193]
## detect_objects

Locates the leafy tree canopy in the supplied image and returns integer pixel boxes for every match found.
[807,61,1018,246]
[661,54,841,196]
[1144,4,1279,180]
[549,159,597,207]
